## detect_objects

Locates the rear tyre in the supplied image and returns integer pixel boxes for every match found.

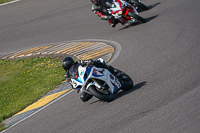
[88,86,114,102]
[127,11,146,23]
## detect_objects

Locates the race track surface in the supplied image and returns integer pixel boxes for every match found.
[0,0,200,132]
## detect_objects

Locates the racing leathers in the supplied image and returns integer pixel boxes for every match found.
[91,0,135,27]
[91,0,118,27]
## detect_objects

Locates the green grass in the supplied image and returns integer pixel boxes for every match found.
[0,57,65,130]
[0,0,14,4]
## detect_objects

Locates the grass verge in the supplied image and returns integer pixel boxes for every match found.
[0,0,14,5]
[0,57,65,131]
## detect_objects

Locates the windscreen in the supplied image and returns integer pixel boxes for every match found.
[69,64,79,79]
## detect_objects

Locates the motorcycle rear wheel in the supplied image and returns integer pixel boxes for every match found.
[88,86,114,102]
[127,11,146,23]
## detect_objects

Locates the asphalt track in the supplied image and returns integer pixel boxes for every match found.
[0,0,200,133]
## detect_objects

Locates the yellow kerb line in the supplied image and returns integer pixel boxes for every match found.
[55,42,97,54]
[80,49,113,60]
[9,45,52,58]
[14,88,72,116]
[78,46,114,57]
[79,46,114,60]
[63,42,98,54]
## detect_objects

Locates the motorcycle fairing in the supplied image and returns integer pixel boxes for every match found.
[108,0,139,22]
[92,68,104,77]
[71,65,122,94]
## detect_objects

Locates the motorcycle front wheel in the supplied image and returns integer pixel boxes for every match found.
[131,0,148,11]
[127,11,146,23]
[118,72,134,91]
[88,86,114,102]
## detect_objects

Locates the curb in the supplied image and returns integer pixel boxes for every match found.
[0,41,114,62]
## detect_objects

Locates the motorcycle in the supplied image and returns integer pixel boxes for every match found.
[68,59,133,102]
[108,0,146,25]
[126,0,148,11]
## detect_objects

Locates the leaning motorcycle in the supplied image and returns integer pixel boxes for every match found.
[68,59,133,102]
[108,0,146,24]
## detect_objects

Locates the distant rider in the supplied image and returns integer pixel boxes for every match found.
[90,0,135,27]
[62,56,122,102]
[91,0,118,27]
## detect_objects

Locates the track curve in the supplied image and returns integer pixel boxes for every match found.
[1,0,200,133]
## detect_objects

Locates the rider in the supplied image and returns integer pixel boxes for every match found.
[90,0,135,27]
[62,56,122,102]
[90,0,118,27]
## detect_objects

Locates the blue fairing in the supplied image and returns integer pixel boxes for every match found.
[86,67,92,75]
[113,86,120,94]
[92,74,104,77]
[84,72,88,81]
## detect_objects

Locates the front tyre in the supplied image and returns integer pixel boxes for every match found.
[131,0,148,11]
[119,72,134,91]
[127,11,146,23]
[80,92,93,102]
[88,86,114,102]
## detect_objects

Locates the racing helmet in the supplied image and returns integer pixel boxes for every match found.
[62,56,74,71]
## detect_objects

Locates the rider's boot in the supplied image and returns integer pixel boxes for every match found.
[108,19,118,28]
[114,69,123,78]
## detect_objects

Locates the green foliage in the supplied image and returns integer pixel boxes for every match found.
[0,57,65,124]
[0,0,14,4]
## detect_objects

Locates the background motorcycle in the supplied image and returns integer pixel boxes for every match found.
[68,60,133,102]
[108,0,146,25]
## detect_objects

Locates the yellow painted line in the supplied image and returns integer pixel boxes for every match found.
[55,42,84,53]
[9,45,53,58]
[78,46,114,58]
[80,49,113,60]
[55,42,97,54]
[78,46,114,60]
[14,88,72,116]
[63,42,98,54]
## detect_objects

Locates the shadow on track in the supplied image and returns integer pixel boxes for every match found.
[113,81,147,100]
[119,15,158,30]
[147,2,161,11]
[89,81,147,104]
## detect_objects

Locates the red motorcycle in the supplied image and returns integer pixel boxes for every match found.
[107,0,146,24]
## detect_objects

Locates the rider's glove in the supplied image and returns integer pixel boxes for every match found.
[87,59,93,67]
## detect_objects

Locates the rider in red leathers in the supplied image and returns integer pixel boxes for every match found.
[90,0,134,27]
